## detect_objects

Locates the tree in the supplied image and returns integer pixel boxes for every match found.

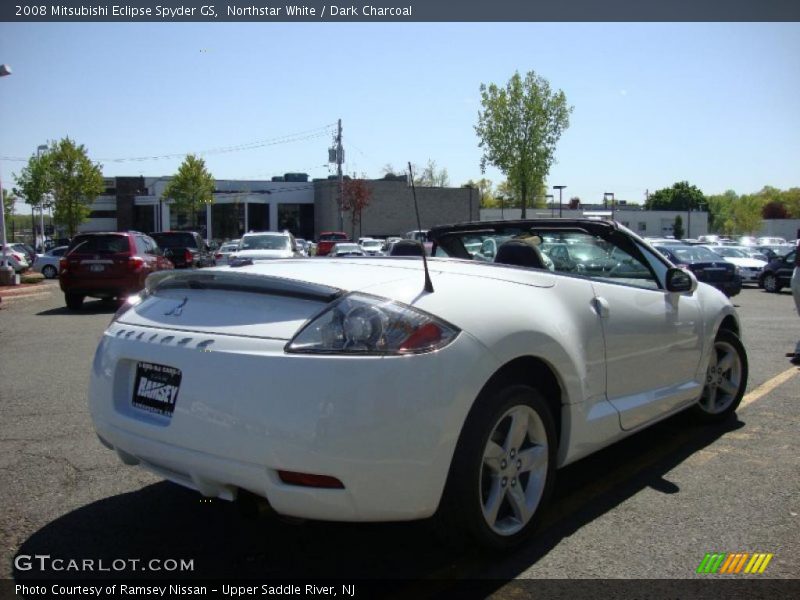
[673,215,684,239]
[2,188,16,225]
[645,181,705,211]
[162,154,215,229]
[340,179,372,239]
[729,194,764,235]
[463,178,494,208]
[13,150,52,228]
[762,201,788,219]
[17,138,104,237]
[476,70,572,218]
[413,159,450,187]
[706,190,737,234]
[782,187,800,218]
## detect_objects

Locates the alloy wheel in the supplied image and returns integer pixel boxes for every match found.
[479,405,548,536]
[700,339,744,414]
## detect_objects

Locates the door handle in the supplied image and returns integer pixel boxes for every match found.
[592,297,610,318]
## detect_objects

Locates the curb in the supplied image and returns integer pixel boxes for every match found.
[0,284,54,304]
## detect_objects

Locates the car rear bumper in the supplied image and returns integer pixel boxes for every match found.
[89,323,496,522]
[710,276,742,297]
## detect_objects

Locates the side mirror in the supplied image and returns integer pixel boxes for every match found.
[666,267,697,293]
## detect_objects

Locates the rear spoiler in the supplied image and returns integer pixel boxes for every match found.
[144,270,344,303]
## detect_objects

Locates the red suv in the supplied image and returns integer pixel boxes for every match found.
[316,232,349,257]
[59,232,174,310]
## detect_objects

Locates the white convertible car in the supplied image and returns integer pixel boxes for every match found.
[89,219,747,549]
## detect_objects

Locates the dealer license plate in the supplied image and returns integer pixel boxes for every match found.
[90,264,105,272]
[132,362,182,417]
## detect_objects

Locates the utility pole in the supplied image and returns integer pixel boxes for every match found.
[336,118,344,232]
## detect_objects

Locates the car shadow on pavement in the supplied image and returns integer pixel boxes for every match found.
[36,299,121,316]
[13,411,743,587]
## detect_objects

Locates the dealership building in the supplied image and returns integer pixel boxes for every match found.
[83,175,478,241]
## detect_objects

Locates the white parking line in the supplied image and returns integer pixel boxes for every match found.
[740,367,799,409]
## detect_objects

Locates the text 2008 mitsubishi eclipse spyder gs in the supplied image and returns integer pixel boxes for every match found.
[89,219,747,549]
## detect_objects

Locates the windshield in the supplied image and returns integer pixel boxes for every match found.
[362,240,382,248]
[151,233,196,248]
[711,247,746,258]
[240,235,290,251]
[320,233,348,241]
[68,235,129,254]
[335,244,361,252]
[669,246,722,262]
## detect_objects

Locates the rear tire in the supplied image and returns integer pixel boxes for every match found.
[65,293,84,310]
[42,265,57,279]
[691,329,748,423]
[762,273,782,293]
[437,384,557,551]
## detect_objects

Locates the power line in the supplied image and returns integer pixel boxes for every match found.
[0,122,337,164]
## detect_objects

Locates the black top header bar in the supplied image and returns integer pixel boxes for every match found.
[4,0,800,22]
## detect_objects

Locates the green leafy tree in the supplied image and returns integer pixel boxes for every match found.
[18,138,104,237]
[162,154,215,229]
[706,190,737,234]
[13,150,52,226]
[673,215,684,239]
[2,188,16,225]
[782,187,800,218]
[729,194,765,235]
[463,178,495,208]
[476,70,572,218]
[645,181,705,211]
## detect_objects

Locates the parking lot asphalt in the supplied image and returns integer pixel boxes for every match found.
[0,281,798,589]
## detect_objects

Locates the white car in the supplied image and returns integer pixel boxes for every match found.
[32,245,69,278]
[329,242,365,257]
[701,245,766,284]
[1,244,30,273]
[89,219,747,550]
[359,239,384,256]
[214,241,240,265]
[229,231,302,263]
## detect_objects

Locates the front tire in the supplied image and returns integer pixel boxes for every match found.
[692,329,748,423]
[438,384,556,550]
[42,265,57,279]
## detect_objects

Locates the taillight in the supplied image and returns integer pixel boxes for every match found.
[127,257,145,271]
[184,249,193,263]
[59,257,68,273]
[215,253,222,260]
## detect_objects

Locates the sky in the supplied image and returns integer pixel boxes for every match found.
[1,22,799,209]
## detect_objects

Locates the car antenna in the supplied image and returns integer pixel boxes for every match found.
[408,161,434,293]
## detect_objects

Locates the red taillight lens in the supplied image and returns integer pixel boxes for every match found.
[127,257,145,271]
[184,249,193,263]
[59,257,68,272]
[278,470,344,489]
[215,253,222,260]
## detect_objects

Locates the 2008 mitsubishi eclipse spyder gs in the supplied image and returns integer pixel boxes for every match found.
[89,219,747,550]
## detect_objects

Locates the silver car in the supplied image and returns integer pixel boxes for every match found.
[32,246,69,279]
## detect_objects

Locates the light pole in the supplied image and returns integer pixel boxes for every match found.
[36,144,48,251]
[553,185,566,218]
[546,194,554,217]
[604,192,615,221]
[0,64,15,285]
